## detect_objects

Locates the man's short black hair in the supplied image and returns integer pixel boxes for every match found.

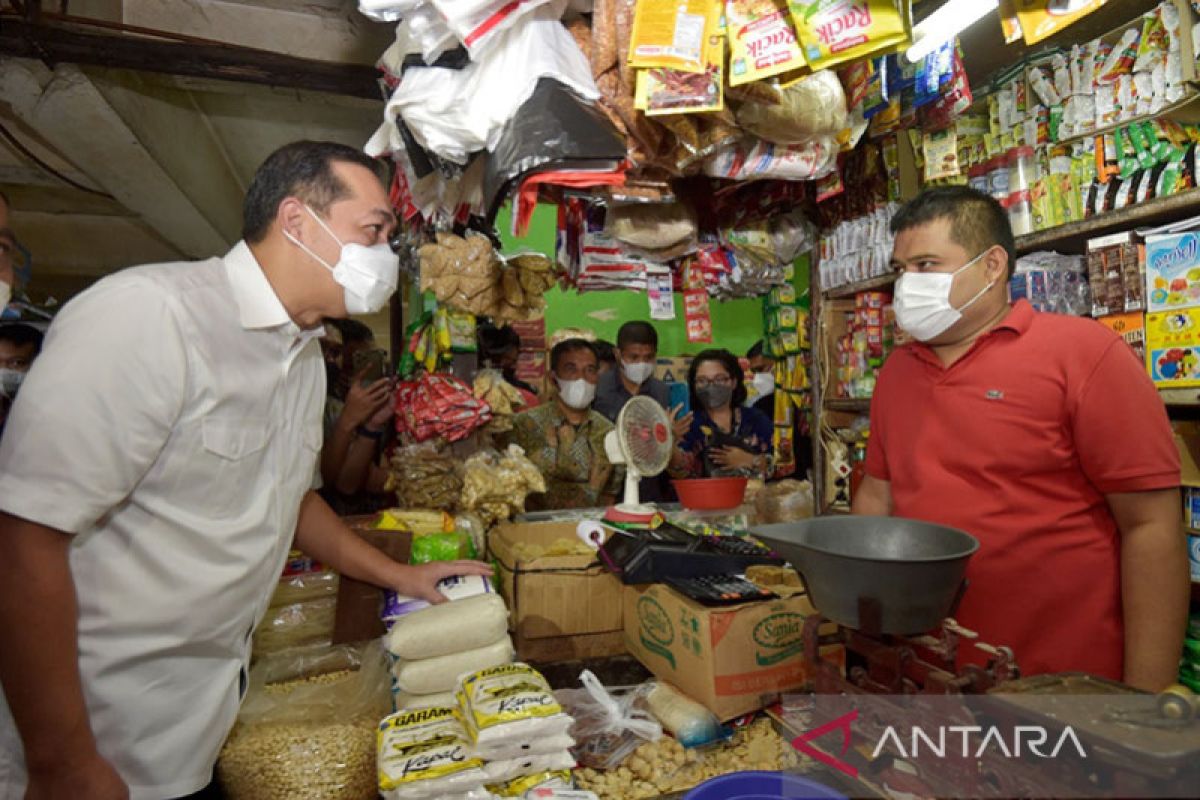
[594,340,616,365]
[688,348,747,410]
[242,141,383,244]
[0,323,43,355]
[333,318,375,345]
[478,322,521,361]
[890,185,1016,279]
[747,340,765,360]
[617,321,657,351]
[550,338,597,372]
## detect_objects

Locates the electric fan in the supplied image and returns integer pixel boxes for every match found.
[603,395,674,524]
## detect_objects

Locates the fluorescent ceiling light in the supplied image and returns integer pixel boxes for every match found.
[906,0,1000,62]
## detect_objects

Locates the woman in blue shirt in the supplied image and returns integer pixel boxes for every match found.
[669,349,773,480]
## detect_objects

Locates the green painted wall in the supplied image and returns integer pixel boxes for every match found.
[495,203,798,357]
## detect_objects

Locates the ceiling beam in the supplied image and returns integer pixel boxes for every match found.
[0,16,384,100]
[1,58,228,257]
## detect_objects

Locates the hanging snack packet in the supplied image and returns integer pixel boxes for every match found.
[636,30,725,114]
[1099,27,1140,84]
[789,0,909,72]
[726,0,806,85]
[1013,0,1110,46]
[629,0,720,73]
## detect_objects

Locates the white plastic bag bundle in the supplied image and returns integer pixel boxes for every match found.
[457,663,576,760]
[554,670,661,770]
[377,707,489,800]
[430,0,557,59]
[480,751,576,784]
[395,690,458,711]
[393,635,515,695]
[704,138,839,182]
[386,593,509,660]
[358,0,423,22]
[735,70,849,144]
[382,1,598,163]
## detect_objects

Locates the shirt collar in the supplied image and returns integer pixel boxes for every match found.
[224,241,293,331]
[908,300,1034,366]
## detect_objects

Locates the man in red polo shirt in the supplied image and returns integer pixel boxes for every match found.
[853,186,1189,691]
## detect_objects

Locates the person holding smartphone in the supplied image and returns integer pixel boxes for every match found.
[669,349,772,481]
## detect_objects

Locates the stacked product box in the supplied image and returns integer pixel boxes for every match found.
[1144,228,1200,387]
[834,291,893,400]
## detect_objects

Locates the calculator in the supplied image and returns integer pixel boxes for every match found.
[665,574,776,606]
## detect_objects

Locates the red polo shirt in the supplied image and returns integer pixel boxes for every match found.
[865,300,1179,680]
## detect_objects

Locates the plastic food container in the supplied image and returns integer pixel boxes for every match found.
[1008,146,1036,194]
[967,164,989,195]
[986,157,1010,201]
[672,477,749,510]
[1006,189,1034,236]
[685,771,846,800]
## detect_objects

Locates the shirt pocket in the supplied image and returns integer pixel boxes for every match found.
[202,418,270,461]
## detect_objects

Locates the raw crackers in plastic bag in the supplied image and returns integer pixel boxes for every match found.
[789,0,910,71]
[628,0,721,73]
[727,0,806,85]
[377,706,489,800]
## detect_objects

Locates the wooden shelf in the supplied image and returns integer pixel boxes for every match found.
[823,273,896,300]
[1015,188,1200,255]
[1160,387,1200,406]
[825,398,871,413]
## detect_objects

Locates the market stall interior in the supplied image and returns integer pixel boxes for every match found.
[3,0,1200,798]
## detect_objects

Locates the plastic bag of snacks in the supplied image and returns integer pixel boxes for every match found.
[388,444,463,511]
[218,641,390,800]
[735,69,849,144]
[554,670,662,770]
[726,0,806,85]
[628,0,721,73]
[377,706,490,800]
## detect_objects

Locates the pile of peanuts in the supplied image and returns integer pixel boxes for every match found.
[573,719,800,800]
[217,671,378,800]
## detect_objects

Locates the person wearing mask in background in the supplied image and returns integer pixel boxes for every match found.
[670,349,772,481]
[479,321,539,407]
[746,340,813,480]
[0,141,489,800]
[507,338,620,510]
[0,323,43,440]
[595,321,687,501]
[594,339,617,377]
[854,185,1186,691]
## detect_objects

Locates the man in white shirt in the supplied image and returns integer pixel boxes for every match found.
[0,141,489,800]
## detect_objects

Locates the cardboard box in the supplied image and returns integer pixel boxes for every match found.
[489,520,626,663]
[332,517,412,645]
[623,584,844,721]
[1146,308,1200,387]
[1097,313,1146,362]
[1146,231,1200,313]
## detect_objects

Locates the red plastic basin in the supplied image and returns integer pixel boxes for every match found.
[672,477,749,510]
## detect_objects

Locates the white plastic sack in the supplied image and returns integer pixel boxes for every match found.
[358,0,424,22]
[394,689,458,711]
[429,0,557,59]
[392,634,515,695]
[480,750,576,784]
[383,0,598,163]
[704,138,838,182]
[735,70,849,144]
[385,593,509,660]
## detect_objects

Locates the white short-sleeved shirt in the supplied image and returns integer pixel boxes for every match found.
[0,242,325,799]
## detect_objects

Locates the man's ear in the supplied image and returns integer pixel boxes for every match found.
[277,197,306,240]
[985,245,1009,285]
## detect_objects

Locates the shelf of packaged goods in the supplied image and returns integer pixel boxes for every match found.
[1054,91,1200,150]
[824,398,872,413]
[1014,188,1200,255]
[823,273,897,300]
[1160,387,1200,406]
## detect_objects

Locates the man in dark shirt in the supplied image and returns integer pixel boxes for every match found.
[595,321,674,501]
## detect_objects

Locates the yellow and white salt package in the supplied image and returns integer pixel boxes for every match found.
[457,663,576,760]
[377,707,489,800]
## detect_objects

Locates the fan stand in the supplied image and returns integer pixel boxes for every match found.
[603,468,657,524]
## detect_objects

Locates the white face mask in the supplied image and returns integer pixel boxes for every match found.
[0,368,23,398]
[622,360,655,385]
[284,205,400,315]
[750,371,775,399]
[0,281,10,312]
[893,249,995,342]
[556,376,596,410]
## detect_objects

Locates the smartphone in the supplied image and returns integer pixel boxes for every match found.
[353,348,388,384]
